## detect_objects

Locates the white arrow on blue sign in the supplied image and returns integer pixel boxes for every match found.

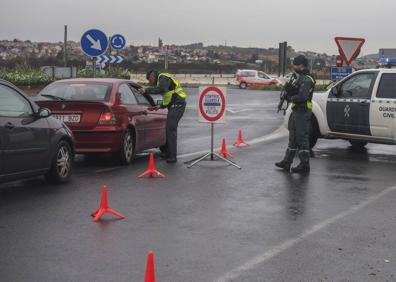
[80,29,108,57]
[97,55,124,64]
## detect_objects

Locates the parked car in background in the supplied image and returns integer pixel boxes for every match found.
[0,79,74,184]
[236,69,278,89]
[34,78,167,164]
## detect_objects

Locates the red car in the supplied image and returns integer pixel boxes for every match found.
[35,79,167,164]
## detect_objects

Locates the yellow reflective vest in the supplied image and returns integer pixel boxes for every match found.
[157,73,187,106]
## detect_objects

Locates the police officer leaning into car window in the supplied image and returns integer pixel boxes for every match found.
[138,70,187,163]
[275,55,316,173]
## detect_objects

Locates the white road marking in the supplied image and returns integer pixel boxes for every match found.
[227,103,278,107]
[214,184,396,282]
[178,127,288,159]
[227,108,254,114]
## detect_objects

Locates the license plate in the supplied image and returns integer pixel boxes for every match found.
[53,114,81,123]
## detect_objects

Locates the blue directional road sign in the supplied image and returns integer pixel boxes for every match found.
[110,34,126,50]
[331,66,353,81]
[97,55,124,64]
[80,29,108,57]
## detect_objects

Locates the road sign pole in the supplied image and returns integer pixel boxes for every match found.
[108,36,111,71]
[210,123,214,160]
[93,57,96,78]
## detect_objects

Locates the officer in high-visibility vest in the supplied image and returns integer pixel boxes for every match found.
[275,55,316,173]
[139,70,187,163]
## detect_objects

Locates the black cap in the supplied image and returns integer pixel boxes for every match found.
[146,69,159,80]
[293,55,308,67]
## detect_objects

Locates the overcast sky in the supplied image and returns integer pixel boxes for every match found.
[0,0,392,55]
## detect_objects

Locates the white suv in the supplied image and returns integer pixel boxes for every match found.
[284,68,396,149]
[236,69,278,89]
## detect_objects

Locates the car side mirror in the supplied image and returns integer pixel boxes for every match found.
[38,107,51,118]
[331,87,340,96]
[156,99,163,106]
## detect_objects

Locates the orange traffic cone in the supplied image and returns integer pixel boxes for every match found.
[138,153,166,178]
[91,185,125,222]
[233,129,249,147]
[218,138,233,158]
[144,251,156,282]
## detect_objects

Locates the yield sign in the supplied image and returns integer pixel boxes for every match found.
[335,37,365,65]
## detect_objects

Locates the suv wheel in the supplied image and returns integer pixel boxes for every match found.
[239,82,247,89]
[349,140,368,149]
[309,118,320,149]
[46,141,73,184]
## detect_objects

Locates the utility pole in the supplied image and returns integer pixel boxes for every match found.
[278,42,287,77]
[63,25,67,67]
[164,46,169,70]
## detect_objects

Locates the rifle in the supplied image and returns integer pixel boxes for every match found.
[277,73,299,115]
[277,88,289,115]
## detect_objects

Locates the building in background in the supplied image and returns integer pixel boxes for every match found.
[379,48,396,58]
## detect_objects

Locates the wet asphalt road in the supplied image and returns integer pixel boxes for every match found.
[1,88,396,282]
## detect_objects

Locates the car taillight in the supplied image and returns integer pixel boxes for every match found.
[98,109,117,125]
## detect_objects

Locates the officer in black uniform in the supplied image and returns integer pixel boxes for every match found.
[138,70,187,163]
[275,55,316,173]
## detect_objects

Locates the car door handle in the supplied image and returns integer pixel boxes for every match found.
[5,122,15,129]
[359,100,369,106]
[143,111,148,115]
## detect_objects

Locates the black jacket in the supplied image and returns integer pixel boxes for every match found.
[290,70,315,111]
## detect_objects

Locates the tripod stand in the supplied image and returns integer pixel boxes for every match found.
[185,123,241,169]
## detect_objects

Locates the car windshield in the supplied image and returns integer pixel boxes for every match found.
[40,82,112,101]
[238,71,256,77]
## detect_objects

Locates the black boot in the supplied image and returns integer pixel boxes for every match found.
[166,158,177,163]
[160,153,169,159]
[275,160,291,172]
[291,162,310,173]
[275,148,297,172]
[291,150,310,173]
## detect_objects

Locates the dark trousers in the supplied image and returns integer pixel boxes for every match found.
[166,104,186,159]
[283,110,312,164]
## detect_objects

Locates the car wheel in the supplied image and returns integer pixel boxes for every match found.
[349,140,368,149]
[239,82,247,89]
[118,129,135,165]
[45,140,73,184]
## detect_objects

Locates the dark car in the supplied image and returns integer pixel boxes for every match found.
[34,78,167,164]
[0,79,74,184]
